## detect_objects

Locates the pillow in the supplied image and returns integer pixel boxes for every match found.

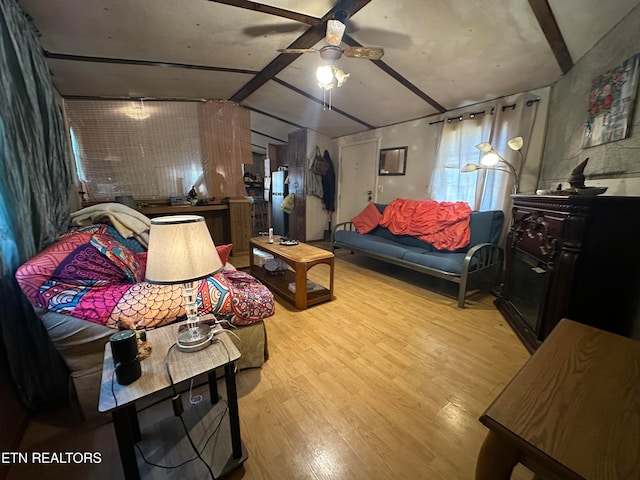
[351,202,382,234]
[90,233,142,282]
[216,244,233,266]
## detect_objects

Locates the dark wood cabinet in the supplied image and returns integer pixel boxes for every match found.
[286,129,307,241]
[495,194,640,352]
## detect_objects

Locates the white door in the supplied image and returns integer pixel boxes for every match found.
[337,139,379,225]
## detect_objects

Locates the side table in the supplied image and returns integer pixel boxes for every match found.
[476,318,640,479]
[98,322,247,479]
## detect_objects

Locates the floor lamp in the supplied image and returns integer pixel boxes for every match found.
[461,136,523,194]
[461,137,525,296]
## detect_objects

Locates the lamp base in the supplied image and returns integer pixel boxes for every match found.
[177,324,214,353]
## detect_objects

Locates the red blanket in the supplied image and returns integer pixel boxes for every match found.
[379,199,472,250]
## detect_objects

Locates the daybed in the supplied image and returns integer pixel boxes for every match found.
[332,200,504,307]
[15,208,274,420]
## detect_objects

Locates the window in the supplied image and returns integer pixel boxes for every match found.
[430,114,492,208]
[429,96,539,212]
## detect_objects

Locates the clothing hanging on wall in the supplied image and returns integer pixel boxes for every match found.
[321,149,336,212]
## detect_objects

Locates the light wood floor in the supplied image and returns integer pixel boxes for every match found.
[8,252,534,479]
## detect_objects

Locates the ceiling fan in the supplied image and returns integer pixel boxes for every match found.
[277,17,385,62]
[277,13,384,97]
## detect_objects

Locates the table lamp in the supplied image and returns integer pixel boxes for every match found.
[145,215,223,352]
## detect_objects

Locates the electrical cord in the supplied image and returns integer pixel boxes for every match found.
[210,325,241,343]
[219,338,232,367]
[163,342,216,479]
[134,406,228,470]
[110,368,118,408]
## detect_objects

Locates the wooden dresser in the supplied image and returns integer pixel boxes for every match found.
[495,194,640,352]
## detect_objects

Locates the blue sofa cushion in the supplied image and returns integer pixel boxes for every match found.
[468,210,504,246]
[402,251,468,275]
[373,227,437,252]
[335,230,409,258]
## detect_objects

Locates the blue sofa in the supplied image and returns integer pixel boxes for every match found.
[332,204,504,307]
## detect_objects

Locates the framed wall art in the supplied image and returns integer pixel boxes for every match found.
[582,52,640,148]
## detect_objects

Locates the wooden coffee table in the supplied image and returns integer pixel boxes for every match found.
[250,236,334,309]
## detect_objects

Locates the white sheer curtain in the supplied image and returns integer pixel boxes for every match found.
[480,94,539,211]
[428,112,492,207]
[429,94,539,212]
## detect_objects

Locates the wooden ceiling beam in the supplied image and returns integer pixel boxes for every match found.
[272,77,374,129]
[228,25,325,103]
[341,35,446,113]
[528,0,573,74]
[245,105,306,130]
[44,51,258,75]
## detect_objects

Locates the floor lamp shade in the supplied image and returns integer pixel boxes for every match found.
[145,215,223,284]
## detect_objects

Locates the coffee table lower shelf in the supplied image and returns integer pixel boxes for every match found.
[251,265,331,308]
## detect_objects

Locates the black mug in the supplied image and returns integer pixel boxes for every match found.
[110,329,142,385]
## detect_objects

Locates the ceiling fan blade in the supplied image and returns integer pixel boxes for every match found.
[343,46,384,60]
[326,19,345,46]
[277,48,317,54]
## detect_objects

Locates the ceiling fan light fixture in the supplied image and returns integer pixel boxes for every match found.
[316,64,336,90]
[316,64,350,90]
[334,67,349,87]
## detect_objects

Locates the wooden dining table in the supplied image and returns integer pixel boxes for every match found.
[475,318,640,480]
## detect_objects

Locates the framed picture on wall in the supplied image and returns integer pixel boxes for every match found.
[582,52,640,148]
[379,146,407,176]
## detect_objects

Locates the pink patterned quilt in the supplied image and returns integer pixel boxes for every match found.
[15,226,274,329]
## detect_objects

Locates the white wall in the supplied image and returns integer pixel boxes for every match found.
[375,118,440,203]
[333,119,438,205]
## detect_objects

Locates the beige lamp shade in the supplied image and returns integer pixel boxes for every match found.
[507,136,524,151]
[475,142,493,154]
[145,215,223,284]
[461,163,480,172]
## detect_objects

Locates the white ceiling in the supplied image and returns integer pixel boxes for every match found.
[17,0,640,153]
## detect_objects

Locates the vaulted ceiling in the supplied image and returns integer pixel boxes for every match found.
[18,0,640,153]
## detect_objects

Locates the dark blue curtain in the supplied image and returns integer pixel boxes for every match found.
[0,0,73,410]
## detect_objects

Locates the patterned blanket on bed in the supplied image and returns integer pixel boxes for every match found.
[15,225,274,329]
